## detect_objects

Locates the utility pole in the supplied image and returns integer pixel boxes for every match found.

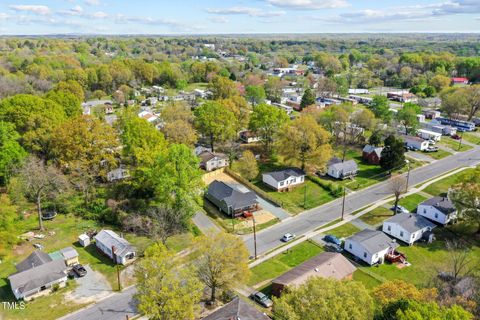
[405,159,411,193]
[303,183,307,209]
[112,245,121,291]
[341,187,346,220]
[252,216,257,260]
[458,131,464,151]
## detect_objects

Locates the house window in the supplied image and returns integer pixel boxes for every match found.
[400,231,404,237]
[348,243,352,249]
[280,181,284,186]
[300,176,304,182]
[292,178,296,183]
[363,252,367,258]
[423,209,426,214]
[387,226,391,231]
[435,213,438,218]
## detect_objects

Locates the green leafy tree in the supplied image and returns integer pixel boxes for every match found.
[380,135,405,170]
[450,168,480,233]
[196,232,250,302]
[237,150,259,181]
[300,88,316,109]
[0,195,19,258]
[135,243,202,320]
[194,101,236,152]
[369,95,392,122]
[0,122,26,186]
[379,299,473,320]
[209,76,239,100]
[369,130,383,146]
[273,278,374,320]
[245,85,266,106]
[249,103,289,154]
[55,80,85,102]
[397,103,422,134]
[45,90,82,118]
[429,74,451,92]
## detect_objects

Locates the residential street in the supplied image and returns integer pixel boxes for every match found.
[242,146,480,256]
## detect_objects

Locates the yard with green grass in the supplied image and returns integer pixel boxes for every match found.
[389,193,428,212]
[359,207,394,226]
[423,168,475,196]
[248,241,323,287]
[326,223,360,239]
[422,149,451,160]
[438,137,473,152]
[461,132,480,145]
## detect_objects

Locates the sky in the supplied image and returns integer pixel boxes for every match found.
[0,0,479,35]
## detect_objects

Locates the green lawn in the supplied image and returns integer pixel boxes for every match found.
[326,223,361,239]
[248,241,324,286]
[359,207,394,226]
[422,149,451,160]
[461,132,480,145]
[438,137,473,152]
[352,269,382,289]
[423,168,475,196]
[389,193,428,212]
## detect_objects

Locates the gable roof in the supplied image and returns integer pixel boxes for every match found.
[263,168,305,182]
[199,151,227,163]
[272,252,356,287]
[15,251,52,273]
[328,158,358,172]
[347,229,398,255]
[9,259,67,296]
[384,213,436,233]
[363,145,383,158]
[203,296,270,320]
[60,247,79,260]
[420,196,456,214]
[94,230,135,257]
[207,181,257,211]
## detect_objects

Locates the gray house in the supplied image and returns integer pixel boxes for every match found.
[327,157,358,180]
[205,180,258,217]
[382,213,436,245]
[203,296,271,320]
[94,230,136,265]
[9,251,68,300]
[344,229,398,265]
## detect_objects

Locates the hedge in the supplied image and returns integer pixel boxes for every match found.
[308,175,344,197]
[224,168,283,207]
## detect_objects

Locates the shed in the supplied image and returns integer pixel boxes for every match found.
[78,234,90,247]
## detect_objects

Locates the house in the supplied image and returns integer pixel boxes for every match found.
[198,151,229,172]
[138,111,158,123]
[272,103,293,115]
[271,252,356,297]
[382,213,436,245]
[262,168,305,191]
[417,129,442,142]
[452,77,469,85]
[205,180,258,217]
[402,135,429,151]
[344,229,399,265]
[423,109,442,120]
[9,251,68,300]
[387,91,417,103]
[239,130,261,144]
[348,89,370,95]
[362,145,383,165]
[107,167,130,182]
[104,102,114,115]
[94,230,136,265]
[327,157,358,180]
[194,145,212,156]
[422,121,457,136]
[417,196,457,225]
[203,296,270,320]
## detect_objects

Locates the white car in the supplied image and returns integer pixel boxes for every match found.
[281,233,296,242]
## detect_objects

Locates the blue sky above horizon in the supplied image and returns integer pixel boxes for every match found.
[0,0,479,35]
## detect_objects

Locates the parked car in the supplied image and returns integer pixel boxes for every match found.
[72,264,87,277]
[281,233,296,242]
[324,243,343,253]
[424,146,439,152]
[451,134,461,140]
[33,243,44,249]
[390,205,409,214]
[428,139,436,145]
[250,291,273,308]
[323,234,342,246]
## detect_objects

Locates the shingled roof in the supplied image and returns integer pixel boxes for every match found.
[15,251,52,273]
[207,180,258,211]
[263,168,305,182]
[420,196,456,214]
[203,296,270,320]
[384,213,436,233]
[347,229,398,255]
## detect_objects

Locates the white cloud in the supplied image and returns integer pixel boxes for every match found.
[85,0,101,6]
[9,5,51,15]
[91,11,108,18]
[209,16,229,23]
[266,0,348,10]
[207,6,285,17]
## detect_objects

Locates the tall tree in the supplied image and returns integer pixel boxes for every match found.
[45,90,82,118]
[379,299,472,320]
[162,120,197,147]
[273,278,374,320]
[146,205,185,246]
[397,103,422,135]
[450,168,480,233]
[236,150,259,181]
[0,195,19,258]
[135,243,202,320]
[373,280,438,305]
[196,232,250,303]
[380,135,406,170]
[245,85,266,106]
[278,115,332,173]
[194,101,236,152]
[18,156,68,230]
[209,76,239,100]
[300,88,316,109]
[0,122,26,186]
[389,174,407,214]
[369,95,392,122]
[249,103,289,154]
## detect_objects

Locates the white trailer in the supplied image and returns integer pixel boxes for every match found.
[417,129,442,142]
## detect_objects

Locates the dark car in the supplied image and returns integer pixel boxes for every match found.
[323,234,342,246]
[72,264,87,277]
[451,134,461,140]
[324,243,343,253]
[250,291,273,308]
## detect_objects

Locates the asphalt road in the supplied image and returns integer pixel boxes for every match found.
[242,145,480,256]
[60,286,137,320]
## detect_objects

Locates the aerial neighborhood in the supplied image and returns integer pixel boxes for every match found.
[0,17,479,320]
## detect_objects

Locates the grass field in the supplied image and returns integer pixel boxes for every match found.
[438,137,473,152]
[326,223,361,239]
[359,207,394,226]
[461,132,480,145]
[248,241,323,286]
[423,168,475,196]
[352,269,383,289]
[390,193,428,212]
[422,149,451,160]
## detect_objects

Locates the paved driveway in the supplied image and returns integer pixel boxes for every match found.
[66,265,112,304]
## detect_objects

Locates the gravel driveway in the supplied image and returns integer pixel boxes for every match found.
[66,265,112,304]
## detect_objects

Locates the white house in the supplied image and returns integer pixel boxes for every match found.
[107,167,130,182]
[239,130,261,144]
[402,135,430,151]
[327,157,358,180]
[344,229,399,265]
[94,230,136,265]
[198,151,229,172]
[272,103,293,115]
[417,129,442,142]
[417,197,457,225]
[382,213,436,245]
[348,89,370,95]
[262,168,305,191]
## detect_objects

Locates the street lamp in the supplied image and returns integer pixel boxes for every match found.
[458,131,464,151]
[405,159,410,193]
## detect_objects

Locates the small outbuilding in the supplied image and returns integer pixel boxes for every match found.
[362,145,383,165]
[78,234,90,247]
[327,157,358,180]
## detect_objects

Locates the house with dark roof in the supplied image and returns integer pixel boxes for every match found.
[199,151,229,172]
[327,157,358,180]
[417,196,457,225]
[205,180,259,217]
[344,229,399,265]
[203,296,270,320]
[271,252,356,297]
[9,251,68,300]
[94,230,136,265]
[239,130,261,144]
[362,145,383,165]
[382,213,436,245]
[262,168,305,191]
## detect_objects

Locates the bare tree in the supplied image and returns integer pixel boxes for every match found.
[445,240,474,281]
[18,156,68,230]
[389,174,406,214]
[147,206,185,246]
